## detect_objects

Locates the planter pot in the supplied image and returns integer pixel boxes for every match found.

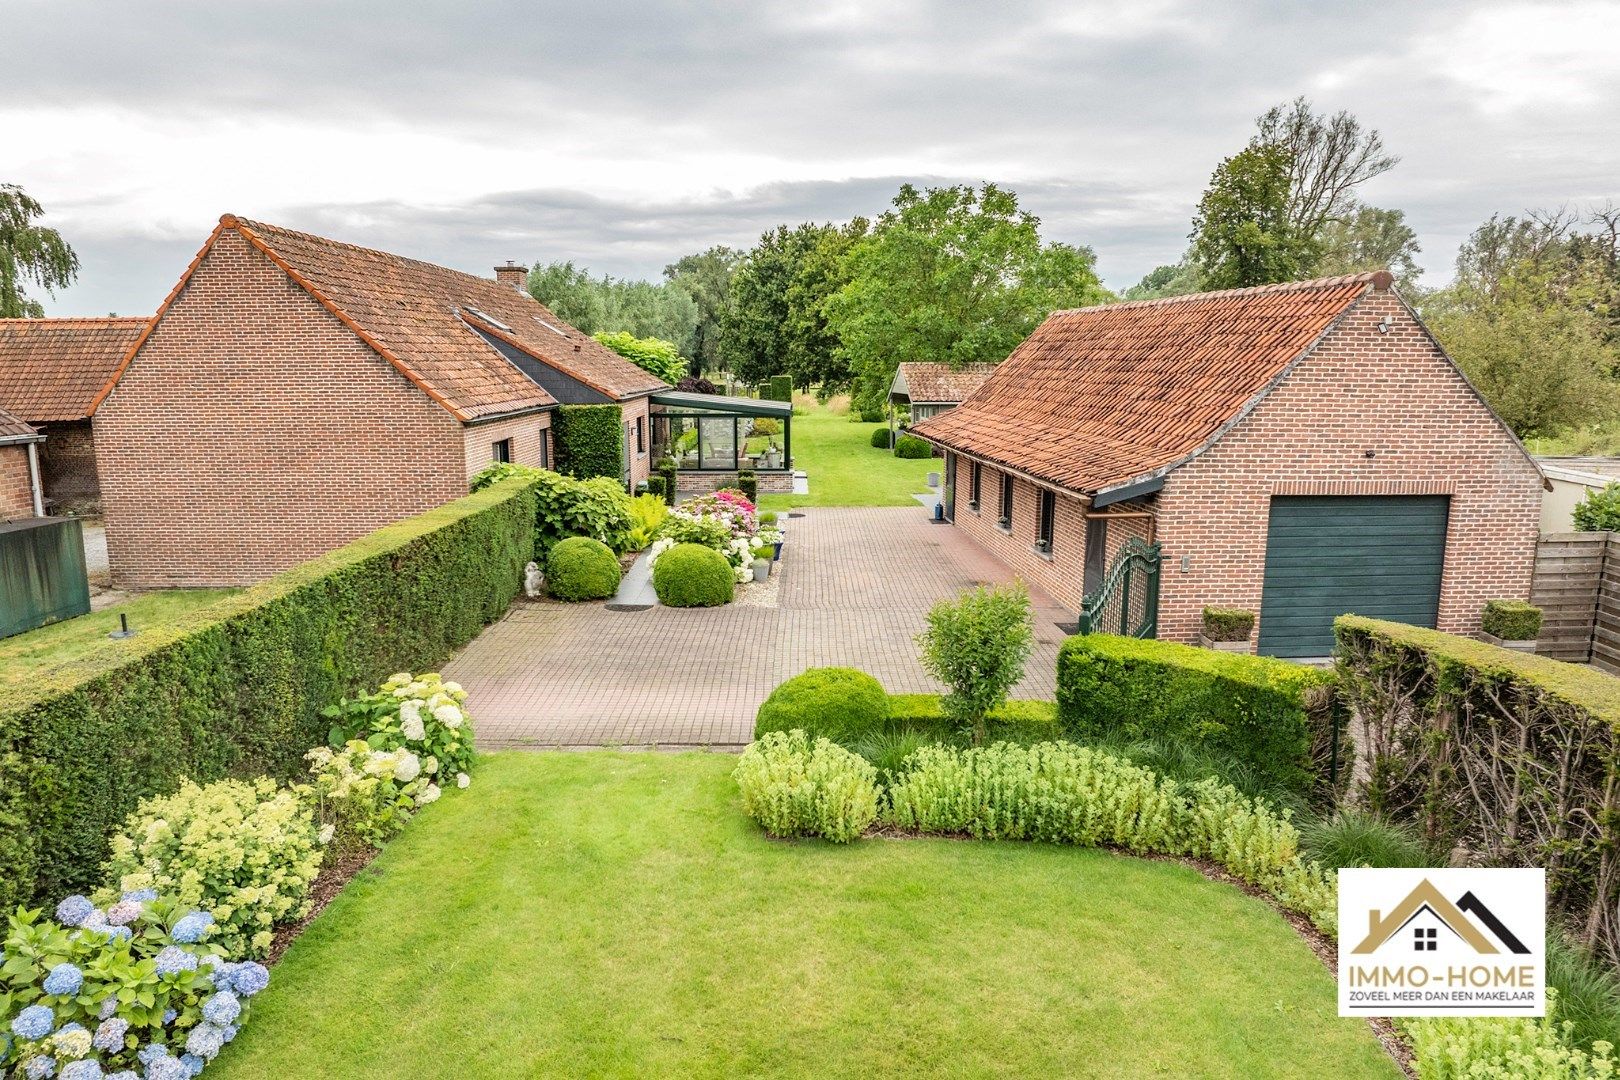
[752,559,771,583]
[1479,631,1537,654]
[1199,633,1255,654]
[772,541,783,561]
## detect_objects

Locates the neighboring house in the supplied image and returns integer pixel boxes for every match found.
[888,362,996,421]
[93,215,668,588]
[0,406,45,521]
[1536,457,1620,532]
[0,316,149,513]
[912,271,1544,658]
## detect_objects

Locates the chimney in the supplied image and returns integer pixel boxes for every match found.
[494,261,528,293]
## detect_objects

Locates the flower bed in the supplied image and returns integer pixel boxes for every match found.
[649,488,772,588]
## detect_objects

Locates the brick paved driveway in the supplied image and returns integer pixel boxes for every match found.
[447,506,1072,749]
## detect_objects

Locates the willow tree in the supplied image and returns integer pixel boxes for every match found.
[0,184,79,318]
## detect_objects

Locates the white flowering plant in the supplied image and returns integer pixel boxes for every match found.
[1,891,269,1077]
[305,741,428,850]
[322,672,474,790]
[650,519,759,584]
[96,778,323,960]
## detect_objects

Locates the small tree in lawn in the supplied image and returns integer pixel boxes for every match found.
[917,583,1034,745]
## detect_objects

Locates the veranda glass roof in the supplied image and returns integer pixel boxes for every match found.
[649,391,793,418]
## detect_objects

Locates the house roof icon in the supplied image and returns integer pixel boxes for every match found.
[1351,879,1528,955]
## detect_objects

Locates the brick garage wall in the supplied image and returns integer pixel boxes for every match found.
[1152,288,1543,645]
[36,420,100,512]
[97,228,468,588]
[0,444,35,520]
[462,411,553,479]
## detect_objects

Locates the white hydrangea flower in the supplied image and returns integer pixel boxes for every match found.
[433,704,463,729]
[317,824,335,845]
[442,681,463,694]
[387,672,412,685]
[399,698,423,724]
[394,752,422,783]
[400,714,426,741]
[456,772,470,789]
[416,783,442,806]
[423,756,439,775]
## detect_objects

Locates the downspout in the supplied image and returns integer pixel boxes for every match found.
[26,440,45,517]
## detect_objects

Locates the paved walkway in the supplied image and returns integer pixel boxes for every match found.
[447,506,1072,749]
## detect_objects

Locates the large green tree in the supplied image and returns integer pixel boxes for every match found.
[826,183,1108,410]
[0,184,78,318]
[781,218,867,393]
[1314,203,1422,288]
[527,262,698,355]
[1254,97,1399,241]
[664,246,739,375]
[1189,143,1317,289]
[721,223,835,386]
[1423,210,1619,437]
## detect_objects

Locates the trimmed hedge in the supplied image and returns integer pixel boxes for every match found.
[737,469,758,502]
[1056,634,1339,797]
[766,375,793,403]
[755,668,888,743]
[1481,599,1542,641]
[1201,606,1255,641]
[893,434,932,459]
[545,536,621,601]
[555,403,623,480]
[651,543,734,607]
[870,427,895,449]
[0,477,540,911]
[658,457,679,506]
[885,694,1058,743]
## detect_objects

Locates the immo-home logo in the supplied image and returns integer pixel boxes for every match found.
[1338,868,1545,1018]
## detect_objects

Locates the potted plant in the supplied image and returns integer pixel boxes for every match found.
[751,542,773,582]
[757,525,784,561]
[1199,607,1256,653]
[1479,599,1541,653]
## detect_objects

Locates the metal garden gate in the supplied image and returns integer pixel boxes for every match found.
[1074,538,1161,638]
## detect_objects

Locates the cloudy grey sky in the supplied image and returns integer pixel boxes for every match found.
[9,0,1619,317]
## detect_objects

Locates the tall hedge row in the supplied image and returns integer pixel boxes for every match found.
[766,375,792,403]
[555,403,623,481]
[1056,634,1341,798]
[0,476,541,910]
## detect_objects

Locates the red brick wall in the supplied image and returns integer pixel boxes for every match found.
[36,419,99,511]
[1153,288,1542,644]
[0,444,35,521]
[948,461,1090,611]
[97,228,467,587]
[622,395,652,490]
[462,411,553,479]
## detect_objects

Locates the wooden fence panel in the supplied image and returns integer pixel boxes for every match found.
[1531,533,1610,662]
[1596,542,1620,675]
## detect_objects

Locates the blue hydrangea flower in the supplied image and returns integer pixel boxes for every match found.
[170,913,212,944]
[145,1058,188,1080]
[60,1061,102,1080]
[153,947,197,977]
[201,992,240,1026]
[98,998,118,1021]
[43,964,84,996]
[102,926,133,943]
[107,1073,139,1080]
[93,1017,129,1052]
[226,961,269,997]
[55,895,94,927]
[160,1010,177,1025]
[179,1054,204,1077]
[222,1025,238,1043]
[23,1054,57,1079]
[105,900,143,926]
[12,1004,55,1040]
[183,1024,224,1060]
[119,888,157,904]
[136,1043,169,1066]
[80,909,109,931]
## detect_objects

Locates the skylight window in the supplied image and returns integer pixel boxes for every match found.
[533,316,568,337]
[463,306,511,332]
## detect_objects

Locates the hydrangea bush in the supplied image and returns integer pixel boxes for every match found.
[652,491,764,585]
[97,779,323,960]
[305,741,430,850]
[1,892,269,1078]
[323,672,474,793]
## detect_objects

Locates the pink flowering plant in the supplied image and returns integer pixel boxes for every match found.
[678,489,757,540]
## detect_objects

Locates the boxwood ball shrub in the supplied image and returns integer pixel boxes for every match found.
[893,433,932,458]
[651,542,735,607]
[870,427,895,449]
[1057,634,1339,798]
[733,730,880,842]
[546,536,622,601]
[1481,598,1543,641]
[98,777,324,959]
[1201,606,1255,641]
[754,667,889,743]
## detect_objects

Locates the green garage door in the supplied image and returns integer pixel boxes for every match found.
[1258,495,1449,658]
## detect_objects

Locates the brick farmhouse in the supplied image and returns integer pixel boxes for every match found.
[888,362,996,421]
[92,215,667,588]
[0,316,148,513]
[912,271,1545,657]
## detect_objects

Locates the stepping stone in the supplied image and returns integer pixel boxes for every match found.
[606,550,657,611]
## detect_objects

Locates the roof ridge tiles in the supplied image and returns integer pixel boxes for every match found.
[1049,271,1386,319]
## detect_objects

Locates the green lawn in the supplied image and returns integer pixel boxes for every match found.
[763,403,935,508]
[214,753,1398,1080]
[0,588,238,688]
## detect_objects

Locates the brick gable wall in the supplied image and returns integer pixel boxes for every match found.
[1152,289,1542,644]
[97,228,467,587]
[0,444,34,520]
[463,411,553,478]
[36,419,99,512]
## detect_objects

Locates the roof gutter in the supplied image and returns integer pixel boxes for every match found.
[1091,475,1165,508]
[462,403,557,426]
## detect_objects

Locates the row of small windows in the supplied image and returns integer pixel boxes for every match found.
[963,459,1055,555]
[490,428,552,469]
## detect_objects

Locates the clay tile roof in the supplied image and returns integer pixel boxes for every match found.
[893,362,997,404]
[227,217,667,420]
[0,404,40,443]
[0,317,150,421]
[912,272,1384,495]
